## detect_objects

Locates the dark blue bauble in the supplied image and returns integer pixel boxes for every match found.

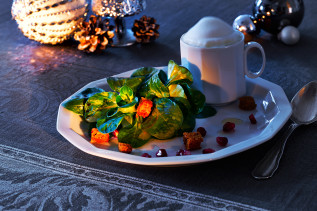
[253,0,304,34]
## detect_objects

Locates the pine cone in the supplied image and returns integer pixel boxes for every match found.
[74,15,114,53]
[132,16,159,43]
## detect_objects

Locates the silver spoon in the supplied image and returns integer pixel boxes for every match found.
[252,80,317,179]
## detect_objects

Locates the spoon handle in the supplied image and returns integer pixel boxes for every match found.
[252,123,298,179]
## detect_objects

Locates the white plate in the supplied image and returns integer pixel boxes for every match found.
[57,67,292,166]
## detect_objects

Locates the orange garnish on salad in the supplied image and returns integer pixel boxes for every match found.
[91,128,110,144]
[137,97,153,118]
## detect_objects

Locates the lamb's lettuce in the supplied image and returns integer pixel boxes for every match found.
[107,76,144,92]
[138,70,170,99]
[62,61,217,149]
[116,85,138,113]
[142,98,183,139]
[97,113,125,134]
[196,104,217,119]
[182,84,205,115]
[131,67,159,78]
[168,84,187,98]
[171,97,196,136]
[84,92,118,122]
[167,60,193,86]
[62,87,104,115]
[118,116,151,148]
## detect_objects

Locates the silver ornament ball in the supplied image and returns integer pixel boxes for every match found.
[253,0,304,35]
[278,26,300,45]
[233,14,259,35]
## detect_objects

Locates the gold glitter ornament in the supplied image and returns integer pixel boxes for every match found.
[12,0,88,45]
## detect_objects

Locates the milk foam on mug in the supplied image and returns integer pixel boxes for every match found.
[182,17,241,48]
[180,16,266,105]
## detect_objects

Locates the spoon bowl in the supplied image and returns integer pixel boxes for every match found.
[291,81,317,124]
[252,80,317,179]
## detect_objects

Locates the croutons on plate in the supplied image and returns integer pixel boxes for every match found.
[183,132,203,150]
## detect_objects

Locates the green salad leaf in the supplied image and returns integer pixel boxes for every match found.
[118,116,151,148]
[116,85,138,113]
[138,70,170,99]
[106,107,119,118]
[62,87,104,115]
[61,61,218,151]
[107,76,144,92]
[121,113,134,128]
[142,98,183,139]
[131,67,159,78]
[116,85,134,104]
[182,84,206,114]
[97,113,125,134]
[84,92,118,122]
[171,97,196,136]
[168,84,187,98]
[195,104,217,118]
[117,98,138,114]
[63,98,85,116]
[167,60,193,87]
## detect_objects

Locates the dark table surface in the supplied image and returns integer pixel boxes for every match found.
[1,0,317,210]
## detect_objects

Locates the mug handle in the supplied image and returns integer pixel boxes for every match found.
[244,42,266,79]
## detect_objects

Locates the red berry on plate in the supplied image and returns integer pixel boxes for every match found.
[176,149,184,156]
[197,127,207,137]
[249,114,257,124]
[176,149,191,156]
[141,153,152,158]
[223,122,235,132]
[183,150,191,155]
[202,148,215,154]
[156,149,168,157]
[216,137,228,146]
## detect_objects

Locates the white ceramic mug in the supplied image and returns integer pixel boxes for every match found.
[180,33,266,105]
